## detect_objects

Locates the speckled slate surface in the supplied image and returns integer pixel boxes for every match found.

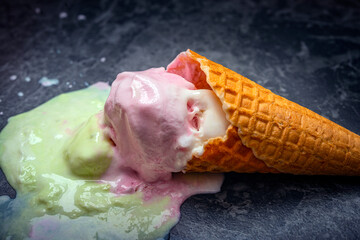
[1,0,360,239]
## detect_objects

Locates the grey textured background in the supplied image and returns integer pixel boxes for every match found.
[1,0,360,239]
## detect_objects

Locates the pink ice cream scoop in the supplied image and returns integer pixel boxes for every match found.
[104,67,228,182]
[105,68,196,182]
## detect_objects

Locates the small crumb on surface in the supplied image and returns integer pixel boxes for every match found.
[66,82,73,88]
[25,77,31,82]
[10,75,17,81]
[18,92,24,97]
[78,14,86,21]
[100,57,106,62]
[59,12,68,19]
[0,112,3,115]
[39,77,59,87]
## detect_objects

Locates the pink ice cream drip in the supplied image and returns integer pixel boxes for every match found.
[104,68,199,182]
[104,170,223,221]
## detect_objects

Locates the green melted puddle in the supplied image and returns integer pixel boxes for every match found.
[0,83,177,239]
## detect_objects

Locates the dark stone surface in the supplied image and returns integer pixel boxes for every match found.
[1,0,360,239]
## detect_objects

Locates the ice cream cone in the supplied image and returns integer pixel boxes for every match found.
[180,50,360,175]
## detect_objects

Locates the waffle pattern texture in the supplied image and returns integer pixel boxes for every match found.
[186,126,278,173]
[185,50,360,175]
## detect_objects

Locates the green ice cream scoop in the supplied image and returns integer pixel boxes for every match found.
[64,113,113,178]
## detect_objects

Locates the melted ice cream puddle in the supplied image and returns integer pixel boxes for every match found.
[0,80,225,239]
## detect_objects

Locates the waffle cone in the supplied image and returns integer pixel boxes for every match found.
[179,50,360,175]
[186,125,278,173]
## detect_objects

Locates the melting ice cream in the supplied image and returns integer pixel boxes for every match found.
[104,68,229,182]
[0,55,229,239]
